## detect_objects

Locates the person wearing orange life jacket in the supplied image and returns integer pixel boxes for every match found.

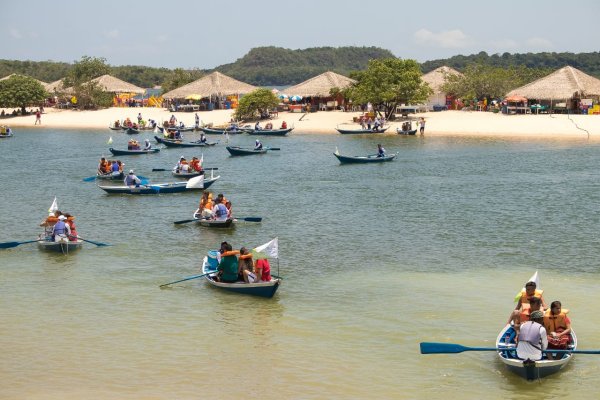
[196,192,214,219]
[189,157,202,172]
[64,213,78,242]
[544,300,572,359]
[507,281,547,326]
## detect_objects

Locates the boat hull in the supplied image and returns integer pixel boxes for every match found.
[226,146,268,156]
[336,126,389,134]
[37,239,83,253]
[245,128,293,136]
[199,127,243,135]
[202,256,281,298]
[97,176,218,194]
[96,172,125,180]
[496,324,577,380]
[161,140,215,148]
[109,147,160,155]
[125,128,140,134]
[397,128,417,135]
[334,153,397,164]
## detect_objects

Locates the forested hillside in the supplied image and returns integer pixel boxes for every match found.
[421,51,600,78]
[1,48,599,88]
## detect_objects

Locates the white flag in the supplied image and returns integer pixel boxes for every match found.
[252,238,278,259]
[107,136,113,144]
[334,146,339,155]
[48,197,58,214]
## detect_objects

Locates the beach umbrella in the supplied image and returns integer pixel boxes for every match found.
[278,94,289,100]
[290,95,302,102]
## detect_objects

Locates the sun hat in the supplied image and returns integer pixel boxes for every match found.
[58,215,67,220]
[129,170,134,174]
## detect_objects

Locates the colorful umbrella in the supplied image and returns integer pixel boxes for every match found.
[290,95,302,101]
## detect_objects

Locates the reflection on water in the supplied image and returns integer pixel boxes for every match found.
[1,129,600,398]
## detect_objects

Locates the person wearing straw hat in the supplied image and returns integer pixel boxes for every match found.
[516,310,548,361]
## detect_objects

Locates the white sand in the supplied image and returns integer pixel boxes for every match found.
[2,107,599,139]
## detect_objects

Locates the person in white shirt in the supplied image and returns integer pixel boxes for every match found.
[516,310,548,361]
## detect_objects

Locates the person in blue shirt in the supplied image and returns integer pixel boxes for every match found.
[377,144,386,157]
[124,170,141,187]
[254,139,263,150]
[51,215,71,242]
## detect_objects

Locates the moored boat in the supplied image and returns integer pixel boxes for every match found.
[201,252,281,298]
[0,127,13,138]
[226,146,268,156]
[199,126,244,135]
[245,127,293,136]
[335,126,389,134]
[397,128,417,135]
[158,126,195,133]
[109,147,160,155]
[333,152,397,164]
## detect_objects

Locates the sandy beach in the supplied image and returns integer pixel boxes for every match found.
[2,107,599,139]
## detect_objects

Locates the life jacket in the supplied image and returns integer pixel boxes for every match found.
[519,289,543,305]
[215,203,228,218]
[544,309,570,333]
[67,220,78,241]
[53,221,67,236]
[203,200,213,210]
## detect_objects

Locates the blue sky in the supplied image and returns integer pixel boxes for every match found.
[2,0,599,69]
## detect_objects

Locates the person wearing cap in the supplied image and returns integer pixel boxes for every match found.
[175,156,188,173]
[143,139,152,150]
[516,310,548,361]
[51,215,71,242]
[124,170,141,187]
[254,139,263,150]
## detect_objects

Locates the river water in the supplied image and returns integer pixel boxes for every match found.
[1,128,600,399]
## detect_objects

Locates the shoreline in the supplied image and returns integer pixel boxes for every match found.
[1,107,599,139]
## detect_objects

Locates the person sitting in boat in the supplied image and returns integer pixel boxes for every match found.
[124,170,141,187]
[111,160,120,175]
[51,215,71,243]
[174,130,182,140]
[264,122,273,130]
[64,213,78,242]
[214,243,239,283]
[254,257,272,282]
[125,117,133,128]
[373,117,381,131]
[41,210,61,228]
[114,120,120,128]
[544,300,572,359]
[212,199,229,221]
[377,144,386,157]
[98,157,107,174]
[281,121,287,129]
[508,296,543,342]
[189,157,202,172]
[199,132,207,144]
[516,310,548,361]
[255,121,262,131]
[507,281,547,327]
[197,192,214,219]
[238,247,257,283]
[169,115,177,126]
[254,139,263,150]
[143,139,152,150]
[175,156,189,173]
[225,201,232,219]
[117,160,124,173]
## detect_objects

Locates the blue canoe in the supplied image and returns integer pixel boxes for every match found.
[97,176,219,195]
[109,147,160,155]
[333,152,397,164]
[201,252,281,298]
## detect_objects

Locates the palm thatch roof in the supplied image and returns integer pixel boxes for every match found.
[44,79,66,93]
[162,71,257,99]
[507,66,600,100]
[89,74,145,94]
[0,73,47,86]
[422,66,462,93]
[284,71,356,97]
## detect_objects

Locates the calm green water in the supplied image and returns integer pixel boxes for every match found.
[1,129,600,399]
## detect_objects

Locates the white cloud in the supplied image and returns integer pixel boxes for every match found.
[105,29,119,39]
[526,37,553,49]
[156,35,168,43]
[414,29,471,48]
[9,28,22,39]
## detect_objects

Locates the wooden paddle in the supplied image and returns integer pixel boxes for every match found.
[159,272,211,288]
[0,239,38,249]
[234,217,262,222]
[69,235,110,247]
[266,147,280,151]
[420,342,600,355]
[173,218,199,225]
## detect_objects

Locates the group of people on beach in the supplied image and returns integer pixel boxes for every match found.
[40,210,79,243]
[195,192,232,221]
[507,280,572,361]
[213,241,271,284]
[98,157,124,175]
[359,115,385,131]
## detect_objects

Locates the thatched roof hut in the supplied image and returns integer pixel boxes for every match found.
[44,79,66,93]
[0,73,47,86]
[89,74,145,94]
[162,71,257,99]
[506,66,600,100]
[284,71,356,97]
[422,66,462,94]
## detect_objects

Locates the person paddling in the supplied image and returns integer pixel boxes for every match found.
[124,170,141,187]
[51,215,71,243]
[254,139,263,150]
[377,144,386,157]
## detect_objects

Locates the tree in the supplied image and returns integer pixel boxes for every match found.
[0,74,47,114]
[63,56,112,109]
[233,88,279,121]
[347,58,432,119]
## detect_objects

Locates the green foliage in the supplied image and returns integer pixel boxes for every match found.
[160,68,204,93]
[233,88,279,121]
[0,74,47,113]
[421,51,600,78]
[218,46,395,85]
[63,56,110,87]
[440,63,552,100]
[348,58,432,119]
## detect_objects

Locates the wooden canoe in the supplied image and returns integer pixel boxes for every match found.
[336,126,389,134]
[109,147,160,155]
[157,126,195,133]
[199,126,244,135]
[125,127,140,134]
[0,128,14,138]
[333,152,397,164]
[97,176,219,194]
[161,139,217,148]
[396,128,417,135]
[244,127,293,136]
[202,254,281,298]
[226,146,268,156]
[96,171,125,180]
[37,238,83,253]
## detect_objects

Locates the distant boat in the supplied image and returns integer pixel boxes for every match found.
[245,127,293,136]
[336,126,389,134]
[226,146,269,156]
[37,237,83,253]
[333,151,397,164]
[109,147,160,155]
[0,127,13,138]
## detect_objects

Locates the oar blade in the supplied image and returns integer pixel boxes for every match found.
[420,342,469,354]
[240,217,262,222]
[152,168,167,171]
[174,219,197,225]
[0,241,24,249]
[82,176,97,182]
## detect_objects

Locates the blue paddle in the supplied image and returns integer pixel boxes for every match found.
[420,342,600,355]
[159,272,211,288]
[0,239,38,249]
